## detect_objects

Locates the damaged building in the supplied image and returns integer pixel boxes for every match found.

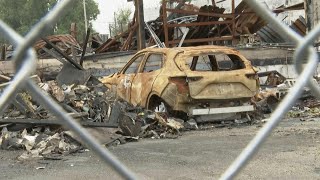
[0,0,320,161]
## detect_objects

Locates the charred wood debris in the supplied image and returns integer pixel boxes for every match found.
[0,62,194,160]
[0,0,317,160]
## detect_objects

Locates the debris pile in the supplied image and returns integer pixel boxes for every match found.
[287,98,320,119]
[0,127,81,161]
[137,112,185,139]
[116,102,187,139]
[34,34,81,59]
[39,80,111,123]
[2,78,112,125]
[253,70,320,115]
[0,74,198,160]
[0,100,198,160]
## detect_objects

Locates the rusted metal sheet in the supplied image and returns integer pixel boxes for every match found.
[34,34,81,58]
[290,16,306,36]
[165,8,232,18]
[95,23,138,53]
[273,2,305,14]
[257,24,287,43]
[257,16,306,43]
[160,0,267,47]
[233,1,267,36]
[101,45,259,116]
[258,70,286,87]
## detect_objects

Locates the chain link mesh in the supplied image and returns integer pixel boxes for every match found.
[220,0,320,179]
[0,0,136,179]
[0,0,319,179]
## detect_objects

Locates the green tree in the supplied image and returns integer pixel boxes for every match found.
[0,0,53,36]
[54,0,100,39]
[0,0,99,41]
[111,8,132,36]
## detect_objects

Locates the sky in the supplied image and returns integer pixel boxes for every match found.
[92,0,157,34]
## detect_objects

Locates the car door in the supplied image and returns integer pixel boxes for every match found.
[115,53,146,103]
[130,53,164,107]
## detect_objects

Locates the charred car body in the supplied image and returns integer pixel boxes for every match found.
[101,46,259,121]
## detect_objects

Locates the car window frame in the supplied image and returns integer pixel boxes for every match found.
[120,53,146,75]
[140,52,165,73]
[179,51,247,71]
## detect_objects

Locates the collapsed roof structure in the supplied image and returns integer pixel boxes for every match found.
[94,0,307,53]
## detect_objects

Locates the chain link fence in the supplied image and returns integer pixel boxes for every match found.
[0,0,319,179]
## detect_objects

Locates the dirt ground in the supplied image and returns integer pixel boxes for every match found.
[1,118,320,180]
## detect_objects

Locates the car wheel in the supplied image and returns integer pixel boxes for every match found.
[154,102,167,113]
[148,96,170,114]
[148,96,187,120]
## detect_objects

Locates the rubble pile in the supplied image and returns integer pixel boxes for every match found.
[2,72,319,160]
[40,80,111,123]
[0,100,199,159]
[116,102,190,139]
[0,81,199,160]
[0,50,201,160]
[0,127,81,161]
[287,98,320,119]
[252,90,279,115]
[128,112,185,139]
[34,34,82,59]
[2,79,112,124]
[253,71,320,115]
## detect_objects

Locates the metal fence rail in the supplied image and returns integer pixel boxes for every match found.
[220,0,320,179]
[0,0,136,179]
[0,0,319,180]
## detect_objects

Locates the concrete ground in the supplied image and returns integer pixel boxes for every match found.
[1,118,320,180]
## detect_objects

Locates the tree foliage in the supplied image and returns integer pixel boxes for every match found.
[111,8,132,37]
[55,0,100,39]
[0,0,54,36]
[0,0,99,41]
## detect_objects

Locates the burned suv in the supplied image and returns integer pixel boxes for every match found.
[101,46,259,121]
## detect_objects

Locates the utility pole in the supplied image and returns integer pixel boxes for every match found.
[135,0,146,50]
[70,23,77,40]
[305,0,320,46]
[114,12,117,35]
[305,0,313,32]
[305,0,320,32]
[83,0,88,33]
[109,24,112,37]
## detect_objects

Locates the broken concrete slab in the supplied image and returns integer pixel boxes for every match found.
[56,63,91,86]
[119,113,142,137]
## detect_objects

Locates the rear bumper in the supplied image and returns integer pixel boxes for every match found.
[189,105,255,115]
